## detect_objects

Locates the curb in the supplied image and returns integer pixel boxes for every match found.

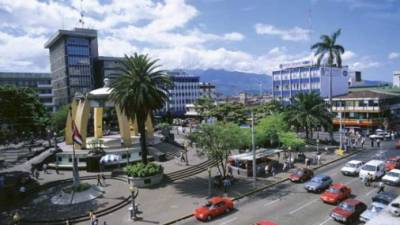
[162,149,361,225]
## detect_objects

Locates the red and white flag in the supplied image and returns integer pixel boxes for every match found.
[72,120,83,145]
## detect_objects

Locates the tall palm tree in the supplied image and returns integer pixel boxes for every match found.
[289,92,332,140]
[311,29,345,107]
[110,54,172,164]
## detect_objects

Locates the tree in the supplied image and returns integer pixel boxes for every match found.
[255,113,289,147]
[51,105,69,132]
[311,29,345,107]
[252,100,284,121]
[279,131,305,149]
[0,85,49,143]
[288,92,332,140]
[110,54,172,164]
[210,102,248,125]
[188,122,242,177]
[194,96,215,119]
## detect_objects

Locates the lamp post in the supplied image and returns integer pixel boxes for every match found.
[288,146,292,168]
[53,131,57,152]
[339,112,343,150]
[251,111,256,189]
[129,186,139,220]
[208,167,212,198]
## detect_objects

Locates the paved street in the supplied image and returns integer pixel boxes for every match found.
[177,142,400,225]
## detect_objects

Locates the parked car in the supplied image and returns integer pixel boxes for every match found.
[359,160,385,181]
[254,220,279,225]
[289,168,313,182]
[330,199,367,224]
[372,192,398,205]
[320,183,351,205]
[360,202,386,223]
[382,169,400,186]
[193,196,234,221]
[341,160,363,176]
[385,156,400,171]
[304,175,333,193]
[389,202,400,217]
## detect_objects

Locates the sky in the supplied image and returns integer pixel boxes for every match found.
[0,0,399,81]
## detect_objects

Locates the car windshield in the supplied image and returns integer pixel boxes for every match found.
[328,187,340,193]
[388,172,400,177]
[204,202,213,208]
[368,205,384,213]
[295,170,304,176]
[345,163,357,168]
[339,202,354,212]
[362,165,376,171]
[311,177,322,183]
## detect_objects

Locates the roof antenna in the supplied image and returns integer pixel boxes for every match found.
[78,0,85,28]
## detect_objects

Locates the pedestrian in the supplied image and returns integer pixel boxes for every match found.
[92,218,98,225]
[271,164,276,177]
[42,163,48,174]
[35,169,40,179]
[363,175,370,187]
[88,210,94,222]
[96,174,102,186]
[371,138,374,147]
[265,164,270,176]
[223,177,230,193]
[180,151,185,162]
[55,163,59,175]
[317,153,321,166]
[305,158,310,168]
[282,161,287,171]
[65,219,70,225]
[391,132,395,141]
[377,138,381,148]
[377,181,385,193]
[361,137,365,150]
[101,174,106,186]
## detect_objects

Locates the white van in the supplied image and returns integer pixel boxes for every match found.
[359,160,385,180]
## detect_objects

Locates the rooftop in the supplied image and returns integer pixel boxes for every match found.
[44,28,97,48]
[332,90,399,100]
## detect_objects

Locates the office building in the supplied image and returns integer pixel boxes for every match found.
[45,28,98,109]
[393,71,400,87]
[272,61,349,101]
[330,90,400,134]
[93,56,123,88]
[199,82,216,99]
[0,72,54,111]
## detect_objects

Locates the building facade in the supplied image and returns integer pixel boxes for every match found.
[93,56,123,88]
[272,61,349,101]
[393,70,400,87]
[0,72,54,111]
[330,90,400,133]
[199,82,216,99]
[45,28,98,109]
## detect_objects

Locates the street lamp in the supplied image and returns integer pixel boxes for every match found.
[251,111,256,189]
[208,167,212,198]
[53,131,58,152]
[129,186,139,220]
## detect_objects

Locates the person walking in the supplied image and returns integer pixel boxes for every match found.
[89,210,94,222]
[317,153,321,166]
[55,163,59,175]
[377,181,385,193]
[271,164,276,177]
[101,174,106,186]
[361,137,365,150]
[42,163,48,174]
[96,174,102,186]
[35,169,40,179]
[370,138,374,147]
[377,138,381,148]
[363,175,370,187]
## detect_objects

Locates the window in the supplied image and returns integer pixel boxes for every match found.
[67,46,90,56]
[66,38,89,46]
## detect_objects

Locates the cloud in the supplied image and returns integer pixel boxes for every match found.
[254,23,311,41]
[350,61,381,70]
[388,52,400,60]
[342,51,357,60]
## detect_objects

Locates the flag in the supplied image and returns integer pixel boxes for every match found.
[72,120,83,145]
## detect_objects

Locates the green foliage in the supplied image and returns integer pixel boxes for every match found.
[194,97,215,118]
[210,102,249,124]
[252,100,284,121]
[288,92,332,139]
[110,54,172,164]
[188,122,242,177]
[311,29,344,67]
[255,113,289,147]
[51,105,69,132]
[278,131,305,149]
[124,162,163,177]
[0,85,49,143]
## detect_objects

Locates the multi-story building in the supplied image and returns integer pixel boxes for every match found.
[199,82,216,99]
[93,56,123,88]
[45,28,98,109]
[162,71,200,116]
[0,72,54,111]
[330,90,400,134]
[393,71,400,87]
[272,61,349,101]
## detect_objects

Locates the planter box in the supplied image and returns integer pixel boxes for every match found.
[128,173,164,188]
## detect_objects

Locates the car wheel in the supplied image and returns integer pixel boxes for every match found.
[207,216,212,221]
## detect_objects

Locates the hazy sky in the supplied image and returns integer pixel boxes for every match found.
[0,0,399,81]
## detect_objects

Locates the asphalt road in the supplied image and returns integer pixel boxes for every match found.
[177,144,400,225]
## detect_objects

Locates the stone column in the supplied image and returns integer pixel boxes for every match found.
[116,106,132,146]
[65,99,78,145]
[145,114,154,138]
[94,107,103,138]
[74,99,90,149]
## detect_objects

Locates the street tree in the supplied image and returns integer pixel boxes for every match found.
[255,113,289,147]
[51,104,69,132]
[188,122,242,177]
[110,54,172,164]
[211,102,248,125]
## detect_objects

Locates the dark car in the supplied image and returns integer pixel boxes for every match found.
[289,168,314,182]
[330,199,367,224]
[304,175,333,193]
[371,191,398,205]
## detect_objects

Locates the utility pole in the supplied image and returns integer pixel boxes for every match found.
[251,111,256,189]
[339,112,343,150]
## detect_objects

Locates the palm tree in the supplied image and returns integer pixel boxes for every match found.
[289,92,332,140]
[311,29,345,107]
[110,54,172,164]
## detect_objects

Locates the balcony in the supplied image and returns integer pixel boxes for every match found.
[332,106,381,112]
[332,118,382,127]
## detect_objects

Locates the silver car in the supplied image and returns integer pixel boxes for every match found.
[304,175,333,193]
[360,202,386,222]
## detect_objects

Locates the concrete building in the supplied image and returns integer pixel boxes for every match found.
[93,56,123,88]
[393,70,400,87]
[330,90,400,134]
[45,28,98,109]
[199,82,216,99]
[0,72,54,112]
[272,61,349,101]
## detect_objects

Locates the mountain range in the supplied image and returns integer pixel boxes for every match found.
[186,69,272,96]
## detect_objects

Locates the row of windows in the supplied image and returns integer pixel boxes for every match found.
[332,100,380,107]
[67,46,90,56]
[69,66,91,76]
[69,76,92,87]
[68,56,90,66]
[274,83,320,91]
[66,38,89,46]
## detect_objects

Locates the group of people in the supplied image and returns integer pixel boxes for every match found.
[96,174,107,186]
[362,174,386,193]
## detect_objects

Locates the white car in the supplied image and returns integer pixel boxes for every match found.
[360,202,386,223]
[382,169,400,186]
[389,202,400,216]
[341,160,363,176]
[359,160,385,180]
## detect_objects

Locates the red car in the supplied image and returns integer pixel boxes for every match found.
[194,196,234,221]
[330,199,367,224]
[289,168,314,182]
[320,183,351,205]
[254,220,279,225]
[385,156,400,171]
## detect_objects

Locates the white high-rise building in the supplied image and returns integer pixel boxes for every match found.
[393,71,400,87]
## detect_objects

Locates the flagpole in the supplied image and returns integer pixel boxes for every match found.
[70,107,80,188]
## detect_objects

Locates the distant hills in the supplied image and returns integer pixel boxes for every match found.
[186,69,272,96]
